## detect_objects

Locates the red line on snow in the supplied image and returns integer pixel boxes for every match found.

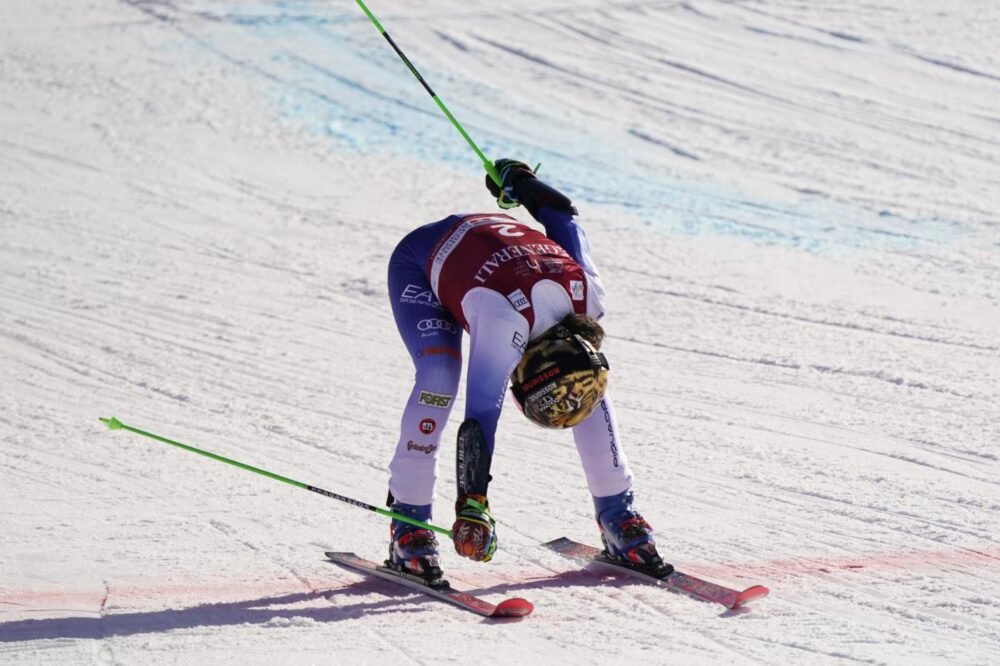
[0,579,345,609]
[2,545,998,609]
[676,545,1000,581]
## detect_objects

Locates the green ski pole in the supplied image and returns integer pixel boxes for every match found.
[99,416,452,537]
[353,0,504,190]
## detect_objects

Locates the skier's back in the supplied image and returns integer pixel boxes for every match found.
[383,160,665,580]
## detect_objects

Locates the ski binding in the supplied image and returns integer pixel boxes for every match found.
[325,551,533,618]
[543,537,769,609]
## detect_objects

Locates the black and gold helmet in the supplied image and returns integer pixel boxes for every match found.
[510,316,609,429]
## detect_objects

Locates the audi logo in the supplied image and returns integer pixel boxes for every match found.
[418,318,457,334]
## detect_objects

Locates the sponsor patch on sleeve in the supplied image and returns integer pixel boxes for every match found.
[507,288,530,312]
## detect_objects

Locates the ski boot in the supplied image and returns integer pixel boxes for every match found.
[594,490,673,576]
[387,502,443,584]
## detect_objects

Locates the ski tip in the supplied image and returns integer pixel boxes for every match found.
[732,585,770,608]
[100,416,123,430]
[493,597,534,617]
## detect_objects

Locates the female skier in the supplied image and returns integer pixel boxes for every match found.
[385,160,663,580]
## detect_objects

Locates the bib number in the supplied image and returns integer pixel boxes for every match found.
[490,223,525,238]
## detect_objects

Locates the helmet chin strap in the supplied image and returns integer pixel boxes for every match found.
[572,334,610,372]
[549,323,608,369]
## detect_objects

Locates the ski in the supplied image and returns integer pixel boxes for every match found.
[325,552,533,618]
[543,537,769,609]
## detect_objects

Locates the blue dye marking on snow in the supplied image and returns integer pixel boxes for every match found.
[199,2,964,254]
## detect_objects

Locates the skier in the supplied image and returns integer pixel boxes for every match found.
[385,160,665,580]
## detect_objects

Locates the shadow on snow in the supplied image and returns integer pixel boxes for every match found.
[0,569,619,642]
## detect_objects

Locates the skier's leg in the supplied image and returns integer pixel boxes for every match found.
[571,394,663,568]
[384,237,461,577]
[386,241,462,507]
[570,394,633,497]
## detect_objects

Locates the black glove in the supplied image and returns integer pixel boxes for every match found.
[484,158,577,218]
[485,159,535,209]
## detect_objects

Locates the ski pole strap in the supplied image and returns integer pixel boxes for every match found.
[99,417,452,537]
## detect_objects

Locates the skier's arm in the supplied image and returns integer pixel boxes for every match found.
[484,159,593,269]
[448,295,529,562]
[535,205,608,320]
[485,159,606,319]
[534,206,600,277]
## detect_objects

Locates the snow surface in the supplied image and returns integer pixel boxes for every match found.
[2,0,999,663]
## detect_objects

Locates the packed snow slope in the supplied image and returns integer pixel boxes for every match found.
[2,1,999,663]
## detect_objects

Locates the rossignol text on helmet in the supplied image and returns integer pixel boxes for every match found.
[510,320,609,429]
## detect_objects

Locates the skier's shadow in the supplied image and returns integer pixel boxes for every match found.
[0,580,424,643]
[464,569,753,619]
[1,570,601,642]
[461,568,622,597]
[0,568,729,641]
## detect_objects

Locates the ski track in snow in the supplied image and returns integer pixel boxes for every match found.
[1,0,998,664]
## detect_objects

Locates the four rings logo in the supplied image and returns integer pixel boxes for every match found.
[507,288,530,312]
[418,391,453,409]
[418,318,457,335]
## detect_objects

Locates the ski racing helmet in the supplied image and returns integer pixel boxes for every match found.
[510,317,610,429]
